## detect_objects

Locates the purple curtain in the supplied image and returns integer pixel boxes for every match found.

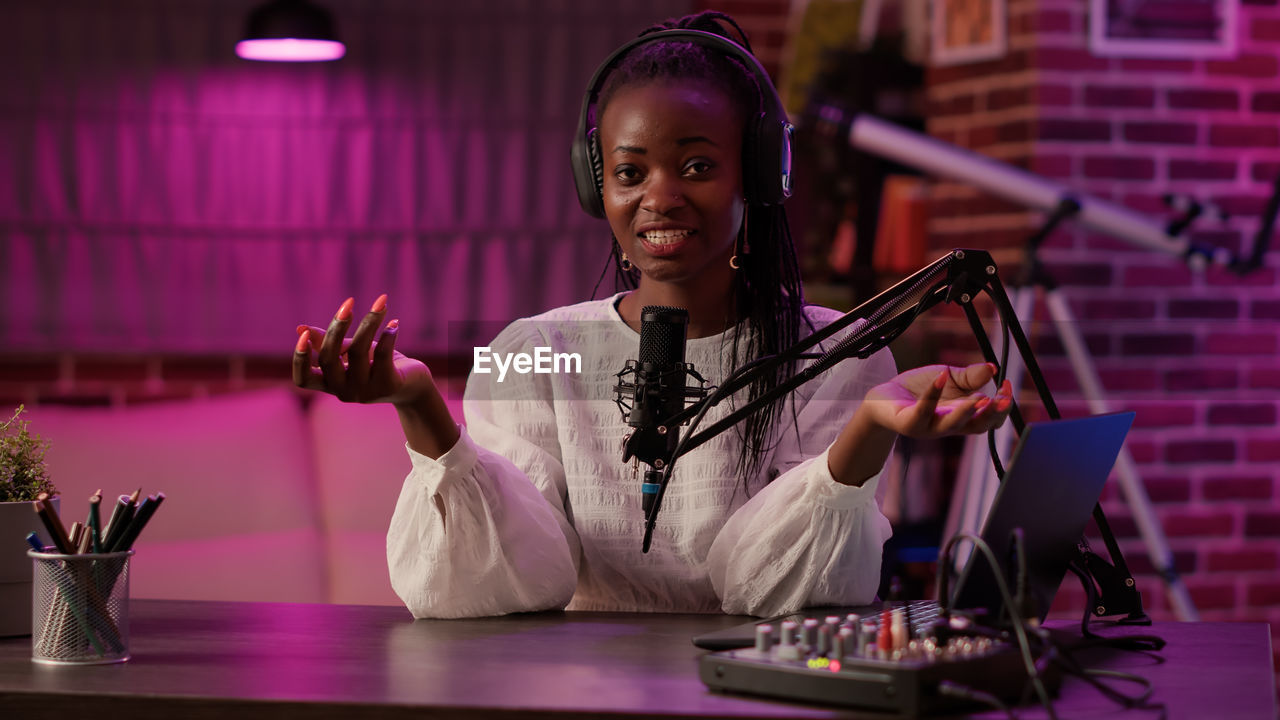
[0,0,689,354]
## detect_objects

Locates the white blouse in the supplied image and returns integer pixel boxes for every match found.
[387,294,897,618]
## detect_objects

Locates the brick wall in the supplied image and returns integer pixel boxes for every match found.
[921,0,1280,676]
[706,0,1280,684]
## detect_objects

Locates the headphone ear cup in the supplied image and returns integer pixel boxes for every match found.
[745,114,792,206]
[571,127,607,219]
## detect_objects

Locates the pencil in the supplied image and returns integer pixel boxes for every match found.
[88,489,103,554]
[33,495,73,554]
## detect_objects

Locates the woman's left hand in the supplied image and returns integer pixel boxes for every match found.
[863,362,1013,439]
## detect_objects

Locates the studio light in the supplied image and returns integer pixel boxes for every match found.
[236,0,345,62]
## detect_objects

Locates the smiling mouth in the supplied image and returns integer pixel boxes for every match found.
[639,228,695,246]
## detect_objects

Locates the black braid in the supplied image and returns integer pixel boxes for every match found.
[590,10,808,490]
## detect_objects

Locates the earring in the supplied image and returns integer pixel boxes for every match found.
[621,253,633,271]
[729,254,741,270]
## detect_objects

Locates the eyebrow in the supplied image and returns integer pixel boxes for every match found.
[611,136,719,154]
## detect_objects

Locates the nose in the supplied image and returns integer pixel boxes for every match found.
[640,171,686,215]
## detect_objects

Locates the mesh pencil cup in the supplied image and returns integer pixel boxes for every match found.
[29,549,133,665]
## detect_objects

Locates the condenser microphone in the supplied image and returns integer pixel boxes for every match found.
[616,306,691,515]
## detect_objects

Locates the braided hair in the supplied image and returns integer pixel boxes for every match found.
[589,11,809,488]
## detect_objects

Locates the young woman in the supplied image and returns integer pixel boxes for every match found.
[292,11,1012,618]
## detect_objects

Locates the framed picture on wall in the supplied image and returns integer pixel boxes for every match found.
[931,0,1007,66]
[1090,0,1239,58]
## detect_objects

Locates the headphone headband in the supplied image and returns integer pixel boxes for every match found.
[570,28,794,219]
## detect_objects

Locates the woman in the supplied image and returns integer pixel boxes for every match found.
[292,11,1011,618]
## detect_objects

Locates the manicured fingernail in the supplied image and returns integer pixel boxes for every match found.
[296,324,308,335]
[997,397,1012,410]
[335,297,354,322]
[385,318,400,332]
[934,371,948,390]
[371,294,388,313]
[975,397,991,410]
[295,330,310,353]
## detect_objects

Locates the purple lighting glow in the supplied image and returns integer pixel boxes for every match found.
[236,38,345,62]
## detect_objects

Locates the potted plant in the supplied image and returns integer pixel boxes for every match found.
[1,405,57,637]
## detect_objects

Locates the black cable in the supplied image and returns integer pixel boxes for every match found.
[935,531,1059,720]
[937,681,1016,719]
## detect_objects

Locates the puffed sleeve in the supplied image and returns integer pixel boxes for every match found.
[706,343,899,617]
[386,321,581,619]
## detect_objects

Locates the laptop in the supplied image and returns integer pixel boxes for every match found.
[693,411,1136,650]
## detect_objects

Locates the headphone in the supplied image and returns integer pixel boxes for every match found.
[570,28,794,220]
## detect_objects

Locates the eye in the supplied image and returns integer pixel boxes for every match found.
[683,158,714,177]
[613,164,642,185]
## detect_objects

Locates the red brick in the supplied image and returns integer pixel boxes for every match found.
[1032,154,1073,178]
[1042,261,1114,287]
[1168,299,1239,319]
[1122,549,1198,576]
[1165,440,1236,464]
[1035,9,1075,34]
[1205,332,1277,355]
[243,356,293,381]
[1208,403,1277,426]
[1084,85,1155,108]
[73,358,149,383]
[1253,161,1280,183]
[1120,333,1196,356]
[929,94,976,117]
[1130,403,1196,428]
[1248,367,1280,389]
[1252,301,1280,320]
[1164,368,1238,392]
[1168,159,1237,181]
[1209,193,1269,216]
[34,394,113,407]
[1187,583,1237,610]
[1166,89,1239,111]
[1036,333,1111,357]
[1207,548,1278,572]
[1083,299,1157,320]
[1162,510,1236,536]
[1206,266,1277,288]
[1100,368,1160,392]
[1254,18,1280,41]
[0,358,61,384]
[121,386,204,405]
[1037,47,1110,72]
[1083,156,1156,180]
[1253,92,1280,113]
[1038,119,1111,142]
[1209,125,1280,147]
[1034,84,1074,106]
[1246,439,1280,462]
[1122,264,1194,287]
[1207,55,1279,78]
[986,87,1030,111]
[1123,122,1197,144]
[1244,511,1280,537]
[160,357,234,382]
[1202,475,1274,501]
[1118,58,1194,73]
[1143,476,1194,502]
[1246,581,1280,606]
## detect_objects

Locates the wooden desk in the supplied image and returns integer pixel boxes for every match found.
[0,600,1274,719]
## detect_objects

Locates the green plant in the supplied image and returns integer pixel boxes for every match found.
[0,405,55,502]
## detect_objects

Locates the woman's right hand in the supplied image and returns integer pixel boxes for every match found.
[292,295,435,406]
[293,295,460,459]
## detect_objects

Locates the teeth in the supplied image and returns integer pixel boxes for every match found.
[641,229,694,244]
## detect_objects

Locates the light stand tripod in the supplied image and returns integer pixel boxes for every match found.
[949,199,1199,621]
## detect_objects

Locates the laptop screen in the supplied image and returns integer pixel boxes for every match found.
[949,411,1135,622]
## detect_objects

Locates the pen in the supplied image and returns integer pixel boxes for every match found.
[25,531,47,553]
[88,489,103,554]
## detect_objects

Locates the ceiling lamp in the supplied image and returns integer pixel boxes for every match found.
[236,0,345,62]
